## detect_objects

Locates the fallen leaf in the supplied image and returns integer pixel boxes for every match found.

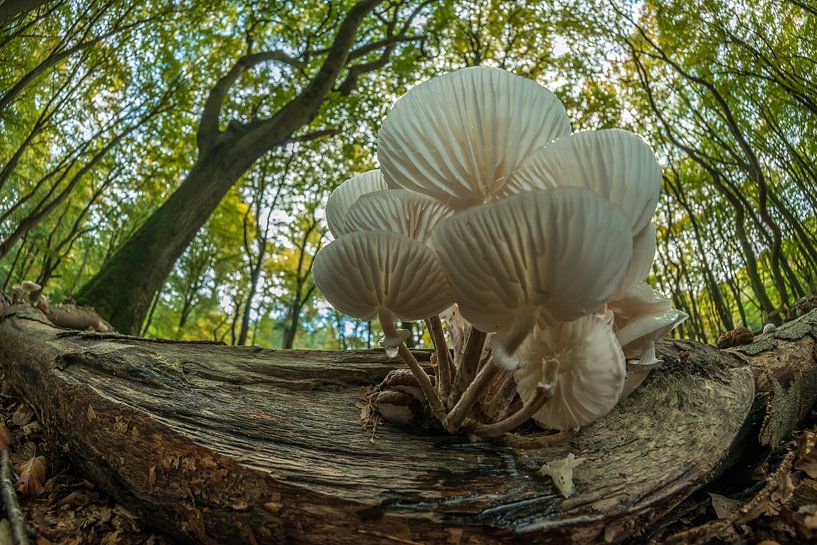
[11,404,34,427]
[710,492,742,520]
[0,422,13,450]
[15,455,47,497]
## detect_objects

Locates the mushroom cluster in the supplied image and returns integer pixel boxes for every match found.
[313,67,687,446]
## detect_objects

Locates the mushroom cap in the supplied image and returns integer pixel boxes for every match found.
[343,189,453,243]
[611,223,657,299]
[514,315,626,430]
[378,66,571,209]
[428,187,633,333]
[312,230,455,321]
[325,170,388,238]
[615,308,688,358]
[504,128,662,234]
[609,282,673,326]
[20,280,41,292]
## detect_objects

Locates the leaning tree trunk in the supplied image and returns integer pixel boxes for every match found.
[1,305,816,544]
[75,0,383,334]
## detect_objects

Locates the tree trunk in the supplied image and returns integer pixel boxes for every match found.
[2,304,817,544]
[75,0,385,334]
[281,301,302,349]
[237,267,261,346]
[75,154,240,333]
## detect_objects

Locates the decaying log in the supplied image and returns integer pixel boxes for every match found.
[0,305,816,544]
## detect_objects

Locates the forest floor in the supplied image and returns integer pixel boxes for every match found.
[1,367,817,545]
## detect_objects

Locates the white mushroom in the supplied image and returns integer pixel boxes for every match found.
[325,170,388,238]
[343,189,453,243]
[504,128,662,235]
[312,230,455,419]
[763,323,776,334]
[429,187,633,369]
[615,308,688,364]
[608,282,673,327]
[515,315,626,431]
[312,230,455,333]
[20,280,41,292]
[378,66,571,209]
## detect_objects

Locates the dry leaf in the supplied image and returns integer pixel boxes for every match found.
[11,404,34,427]
[15,455,47,497]
[22,420,43,437]
[0,422,13,450]
[709,492,741,520]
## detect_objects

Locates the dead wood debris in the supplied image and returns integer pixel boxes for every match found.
[716,327,754,349]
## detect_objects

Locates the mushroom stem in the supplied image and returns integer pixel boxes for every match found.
[500,429,575,449]
[444,360,500,433]
[395,344,447,422]
[379,312,447,422]
[448,327,487,406]
[425,316,453,399]
[467,382,553,438]
[481,371,516,422]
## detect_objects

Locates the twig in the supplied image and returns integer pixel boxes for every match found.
[1,449,31,545]
[500,429,574,449]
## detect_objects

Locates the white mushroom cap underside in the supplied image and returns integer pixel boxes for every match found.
[325,170,388,238]
[343,189,453,243]
[378,66,571,209]
[312,230,455,321]
[429,188,633,332]
[609,282,673,324]
[515,315,626,430]
[504,128,661,234]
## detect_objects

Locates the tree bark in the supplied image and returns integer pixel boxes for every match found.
[1,305,816,544]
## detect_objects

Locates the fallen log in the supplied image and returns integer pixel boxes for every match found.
[0,305,815,544]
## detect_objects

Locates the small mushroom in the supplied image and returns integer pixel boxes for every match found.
[615,308,688,359]
[325,170,388,237]
[373,391,419,427]
[504,128,662,235]
[378,66,571,209]
[430,187,633,369]
[716,327,754,349]
[312,230,455,419]
[515,315,626,431]
[20,280,41,292]
[608,282,673,327]
[343,189,452,243]
[312,230,455,337]
[762,323,777,334]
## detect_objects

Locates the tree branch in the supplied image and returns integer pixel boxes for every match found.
[197,50,307,152]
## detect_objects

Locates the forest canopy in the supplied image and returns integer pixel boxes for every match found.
[1,0,814,349]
